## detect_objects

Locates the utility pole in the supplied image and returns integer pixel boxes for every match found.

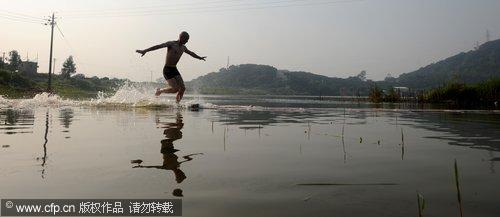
[474,41,480,50]
[1,51,4,70]
[486,29,490,42]
[226,56,229,69]
[52,58,56,75]
[46,13,56,92]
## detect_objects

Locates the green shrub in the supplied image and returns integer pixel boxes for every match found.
[369,85,383,103]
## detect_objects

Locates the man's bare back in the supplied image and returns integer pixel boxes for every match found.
[135,31,206,103]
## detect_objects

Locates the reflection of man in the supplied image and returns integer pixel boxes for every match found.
[134,113,202,189]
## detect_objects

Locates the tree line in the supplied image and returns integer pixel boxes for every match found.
[1,50,127,99]
[0,50,77,78]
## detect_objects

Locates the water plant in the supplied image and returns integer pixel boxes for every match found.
[454,159,464,217]
[307,121,311,140]
[417,192,425,217]
[400,128,405,160]
[223,125,227,151]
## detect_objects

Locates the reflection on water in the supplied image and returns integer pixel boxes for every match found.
[400,112,500,152]
[0,109,34,134]
[133,112,203,197]
[59,108,74,138]
[1,103,500,216]
[40,110,49,178]
[59,108,74,129]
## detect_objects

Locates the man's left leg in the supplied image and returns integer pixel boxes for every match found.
[174,75,186,103]
[156,78,180,96]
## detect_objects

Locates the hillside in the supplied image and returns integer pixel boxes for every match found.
[187,39,500,95]
[396,39,500,89]
[187,64,370,96]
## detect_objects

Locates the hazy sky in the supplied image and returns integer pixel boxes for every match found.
[1,0,500,82]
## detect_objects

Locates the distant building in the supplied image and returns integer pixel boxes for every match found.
[19,61,38,74]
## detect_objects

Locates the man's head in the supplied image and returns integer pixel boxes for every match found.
[179,31,189,45]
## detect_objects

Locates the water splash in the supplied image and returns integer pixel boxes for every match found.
[87,82,173,107]
[1,83,203,109]
[1,92,74,109]
[81,83,294,111]
[0,95,8,109]
[84,82,210,108]
[0,83,307,112]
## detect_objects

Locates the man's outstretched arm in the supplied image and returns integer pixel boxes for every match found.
[185,48,207,61]
[136,42,171,57]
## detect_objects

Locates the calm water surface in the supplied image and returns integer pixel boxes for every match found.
[1,96,500,217]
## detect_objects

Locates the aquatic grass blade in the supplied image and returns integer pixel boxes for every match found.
[454,159,464,217]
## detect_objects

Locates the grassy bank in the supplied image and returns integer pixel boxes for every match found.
[422,78,500,107]
[369,78,500,108]
[0,69,126,99]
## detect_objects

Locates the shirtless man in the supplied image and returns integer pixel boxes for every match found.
[136,31,206,103]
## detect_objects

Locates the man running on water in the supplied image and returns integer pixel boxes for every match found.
[136,31,206,103]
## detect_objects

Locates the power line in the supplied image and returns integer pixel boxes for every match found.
[0,9,45,21]
[55,23,80,61]
[61,0,300,17]
[61,0,364,19]
[54,22,88,74]
[59,0,246,14]
[63,0,361,18]
[0,14,45,24]
[55,22,129,75]
[55,23,66,38]
[0,9,46,24]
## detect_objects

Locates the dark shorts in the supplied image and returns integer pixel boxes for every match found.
[163,65,181,80]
